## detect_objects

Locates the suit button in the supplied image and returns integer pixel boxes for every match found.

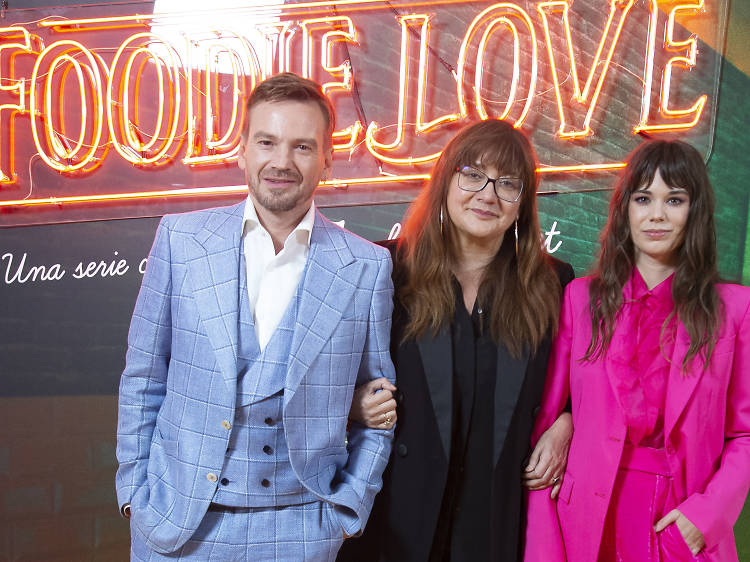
[206,473,218,483]
[396,391,404,403]
[221,420,231,430]
[261,479,270,488]
[220,478,229,486]
[263,445,273,455]
[397,444,408,457]
[264,417,275,426]
[532,406,541,417]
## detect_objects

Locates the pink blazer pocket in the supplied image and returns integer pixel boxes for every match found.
[658,524,703,561]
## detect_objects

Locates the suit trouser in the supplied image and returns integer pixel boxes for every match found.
[130,501,344,562]
[598,445,701,562]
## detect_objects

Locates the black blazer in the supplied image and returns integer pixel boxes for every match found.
[338,240,574,561]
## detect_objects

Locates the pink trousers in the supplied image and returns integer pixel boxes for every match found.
[598,445,703,561]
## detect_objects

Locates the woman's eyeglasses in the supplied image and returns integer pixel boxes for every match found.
[456,166,523,203]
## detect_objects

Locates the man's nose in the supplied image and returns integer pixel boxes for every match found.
[269,146,293,169]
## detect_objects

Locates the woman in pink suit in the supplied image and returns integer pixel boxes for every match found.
[525,139,750,562]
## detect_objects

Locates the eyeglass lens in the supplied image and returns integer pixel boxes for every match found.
[457,166,522,202]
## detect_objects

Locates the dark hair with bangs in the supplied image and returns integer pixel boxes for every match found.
[241,72,336,147]
[585,139,721,368]
[398,119,562,356]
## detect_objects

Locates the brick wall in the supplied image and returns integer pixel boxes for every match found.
[0,396,128,561]
[0,1,747,560]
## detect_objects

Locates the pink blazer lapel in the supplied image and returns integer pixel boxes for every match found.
[664,323,705,439]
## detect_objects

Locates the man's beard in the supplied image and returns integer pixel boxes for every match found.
[250,172,309,213]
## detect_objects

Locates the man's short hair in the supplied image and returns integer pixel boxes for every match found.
[242,72,336,147]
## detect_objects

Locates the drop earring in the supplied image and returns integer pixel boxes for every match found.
[440,207,444,236]
[514,219,519,256]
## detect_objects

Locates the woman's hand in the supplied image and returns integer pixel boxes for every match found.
[655,509,706,556]
[522,412,573,499]
[349,377,397,429]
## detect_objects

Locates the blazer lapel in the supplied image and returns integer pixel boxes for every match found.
[664,324,703,439]
[493,344,530,467]
[185,202,244,393]
[284,214,362,400]
[417,328,453,460]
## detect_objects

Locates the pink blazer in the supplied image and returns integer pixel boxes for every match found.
[525,276,750,562]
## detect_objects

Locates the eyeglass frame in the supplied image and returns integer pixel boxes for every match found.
[455,165,524,203]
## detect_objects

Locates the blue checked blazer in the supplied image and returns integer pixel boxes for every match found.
[116,201,396,554]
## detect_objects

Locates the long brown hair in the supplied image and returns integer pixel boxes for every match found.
[585,139,721,368]
[398,120,562,357]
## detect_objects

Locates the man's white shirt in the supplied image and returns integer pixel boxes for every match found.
[241,198,314,350]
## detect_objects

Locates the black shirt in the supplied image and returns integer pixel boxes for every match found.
[430,285,497,561]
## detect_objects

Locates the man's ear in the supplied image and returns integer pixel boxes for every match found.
[237,140,246,170]
[322,145,333,180]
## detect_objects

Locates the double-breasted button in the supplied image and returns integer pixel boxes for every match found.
[261,479,271,488]
[206,473,218,483]
[221,420,231,430]
[264,417,275,426]
[397,443,408,457]
[220,478,229,486]
[263,445,273,455]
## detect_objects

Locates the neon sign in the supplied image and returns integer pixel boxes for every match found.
[0,0,724,225]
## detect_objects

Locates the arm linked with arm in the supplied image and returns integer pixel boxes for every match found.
[522,261,576,495]
[335,252,396,536]
[524,282,575,562]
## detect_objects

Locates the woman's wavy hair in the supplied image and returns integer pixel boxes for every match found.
[585,139,721,368]
[398,119,562,357]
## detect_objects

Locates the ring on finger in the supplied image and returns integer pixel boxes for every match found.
[552,476,560,484]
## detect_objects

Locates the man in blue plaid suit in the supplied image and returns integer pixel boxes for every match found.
[116,73,396,561]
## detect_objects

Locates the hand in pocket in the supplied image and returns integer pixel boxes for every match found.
[655,509,705,560]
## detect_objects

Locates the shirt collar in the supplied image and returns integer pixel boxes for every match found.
[631,266,674,304]
[242,196,316,247]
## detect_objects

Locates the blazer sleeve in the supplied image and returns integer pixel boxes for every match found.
[524,281,576,562]
[115,216,173,509]
[532,281,575,444]
[334,250,397,536]
[676,295,750,549]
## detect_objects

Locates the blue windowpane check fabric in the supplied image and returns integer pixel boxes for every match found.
[116,201,395,556]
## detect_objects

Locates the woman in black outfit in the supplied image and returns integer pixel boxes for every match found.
[338,120,574,561]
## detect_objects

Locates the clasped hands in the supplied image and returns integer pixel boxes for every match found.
[522,412,572,499]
